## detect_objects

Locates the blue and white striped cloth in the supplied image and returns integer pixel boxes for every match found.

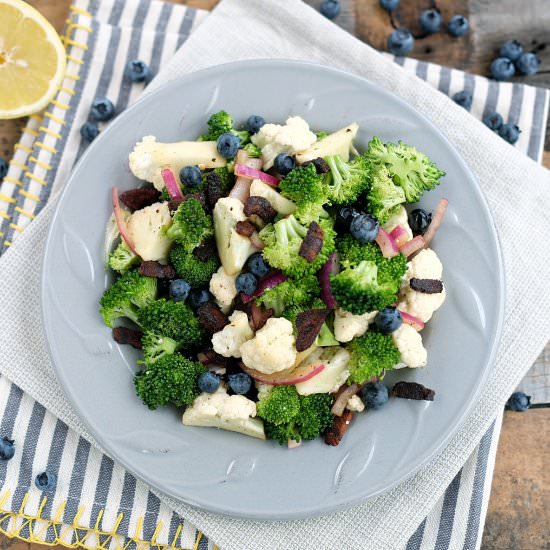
[0,0,547,548]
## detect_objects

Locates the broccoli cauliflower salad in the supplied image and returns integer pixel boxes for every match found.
[101,111,449,447]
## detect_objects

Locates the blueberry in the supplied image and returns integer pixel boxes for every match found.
[189,289,212,310]
[91,98,115,122]
[273,154,296,176]
[447,15,469,37]
[235,272,258,295]
[336,206,360,231]
[490,57,515,80]
[350,212,379,244]
[498,123,521,144]
[419,9,442,34]
[515,52,540,76]
[35,470,57,492]
[375,307,403,334]
[0,157,7,180]
[125,59,152,83]
[499,39,523,62]
[179,165,202,187]
[482,111,504,131]
[217,132,240,159]
[387,29,414,56]
[228,373,252,395]
[246,253,270,278]
[379,0,399,11]
[198,371,221,394]
[0,437,15,461]
[408,208,432,236]
[452,90,473,110]
[320,0,341,19]
[246,115,265,134]
[80,122,99,142]
[505,391,531,412]
[169,279,191,302]
[361,382,389,410]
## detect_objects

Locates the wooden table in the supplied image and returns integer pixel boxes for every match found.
[1,1,548,549]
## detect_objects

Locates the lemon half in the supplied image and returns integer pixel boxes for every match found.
[0,0,66,119]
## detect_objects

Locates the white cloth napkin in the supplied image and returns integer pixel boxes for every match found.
[1,0,550,549]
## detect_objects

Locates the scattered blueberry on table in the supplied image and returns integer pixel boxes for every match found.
[246,253,270,278]
[246,115,265,134]
[0,437,15,461]
[228,373,252,395]
[320,0,341,20]
[125,59,152,83]
[447,15,469,37]
[236,272,258,295]
[419,9,442,35]
[217,132,240,159]
[498,123,521,144]
[505,391,531,412]
[452,90,473,110]
[0,157,8,180]
[35,470,57,492]
[375,307,403,334]
[515,52,540,76]
[80,121,99,142]
[91,98,115,122]
[490,57,516,81]
[179,165,202,187]
[361,382,389,410]
[169,279,191,302]
[387,29,414,56]
[499,39,523,61]
[482,112,504,131]
[198,371,221,394]
[189,289,212,310]
[350,212,379,244]
[273,153,296,176]
[408,208,432,236]
[379,0,400,12]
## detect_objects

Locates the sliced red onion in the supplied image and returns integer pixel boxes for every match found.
[234,163,280,187]
[331,383,360,416]
[160,168,184,200]
[240,362,325,386]
[389,225,410,247]
[422,198,448,247]
[400,310,425,331]
[375,228,399,258]
[399,235,425,257]
[241,272,288,303]
[249,231,265,250]
[228,177,251,203]
[112,187,138,255]
[319,252,339,309]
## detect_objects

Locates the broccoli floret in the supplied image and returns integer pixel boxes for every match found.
[316,130,328,140]
[100,270,157,327]
[199,110,249,144]
[243,143,262,158]
[260,215,335,278]
[278,164,330,225]
[366,137,445,203]
[141,331,179,365]
[258,386,334,444]
[159,188,170,202]
[346,332,400,384]
[315,322,338,347]
[137,298,203,347]
[255,275,319,316]
[134,354,206,410]
[165,198,213,250]
[366,165,406,223]
[324,154,371,205]
[108,241,140,273]
[330,260,399,314]
[170,244,220,288]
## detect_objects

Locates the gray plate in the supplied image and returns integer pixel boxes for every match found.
[42,60,504,520]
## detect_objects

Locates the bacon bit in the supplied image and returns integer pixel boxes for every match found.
[197,302,228,333]
[235,220,257,237]
[119,188,160,211]
[193,239,217,262]
[243,196,277,222]
[299,221,324,263]
[422,198,448,248]
[139,261,176,279]
[168,192,207,213]
[205,172,223,208]
[249,302,274,331]
[324,409,353,446]
[410,278,444,294]
[302,157,330,174]
[295,309,330,352]
[112,327,143,349]
[391,381,435,401]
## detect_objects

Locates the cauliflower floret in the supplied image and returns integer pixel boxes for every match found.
[212,311,254,358]
[126,202,172,262]
[240,317,297,374]
[295,123,359,164]
[398,248,446,323]
[346,394,365,412]
[182,386,265,440]
[392,324,427,369]
[382,205,413,241]
[209,266,238,313]
[129,136,226,191]
[251,116,317,170]
[333,308,378,343]
[295,347,350,395]
[249,179,296,215]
